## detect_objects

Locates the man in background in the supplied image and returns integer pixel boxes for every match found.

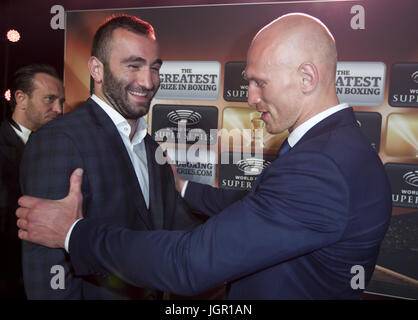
[0,64,64,298]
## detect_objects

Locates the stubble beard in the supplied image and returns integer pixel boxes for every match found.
[102,66,152,120]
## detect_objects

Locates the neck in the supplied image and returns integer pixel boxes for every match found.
[94,91,138,141]
[12,112,36,131]
[127,119,138,141]
[291,93,340,132]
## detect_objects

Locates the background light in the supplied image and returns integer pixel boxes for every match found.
[6,29,21,43]
[4,89,11,101]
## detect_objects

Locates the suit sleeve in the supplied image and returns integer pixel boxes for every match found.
[163,164,204,230]
[69,151,348,296]
[20,128,85,299]
[183,181,247,216]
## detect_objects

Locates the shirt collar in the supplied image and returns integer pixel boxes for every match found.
[10,121,32,144]
[287,103,350,147]
[91,94,148,145]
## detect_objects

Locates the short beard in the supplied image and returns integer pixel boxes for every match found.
[102,65,150,120]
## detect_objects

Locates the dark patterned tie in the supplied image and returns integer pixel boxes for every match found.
[278,138,291,156]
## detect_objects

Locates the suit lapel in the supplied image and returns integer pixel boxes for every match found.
[0,121,25,165]
[86,99,154,229]
[144,135,165,230]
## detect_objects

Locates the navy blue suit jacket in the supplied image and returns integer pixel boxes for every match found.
[20,98,201,299]
[68,107,392,299]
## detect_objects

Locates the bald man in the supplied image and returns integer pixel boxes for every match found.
[16,13,391,299]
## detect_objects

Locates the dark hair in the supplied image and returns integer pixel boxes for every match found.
[91,14,156,64]
[9,64,61,110]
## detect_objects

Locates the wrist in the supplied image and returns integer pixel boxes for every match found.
[177,177,185,194]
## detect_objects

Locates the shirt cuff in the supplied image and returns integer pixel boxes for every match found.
[65,218,83,253]
[180,180,189,198]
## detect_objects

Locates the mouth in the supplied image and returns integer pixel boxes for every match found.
[128,89,148,98]
[259,111,270,121]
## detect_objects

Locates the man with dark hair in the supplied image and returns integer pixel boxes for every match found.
[19,15,200,299]
[91,14,156,64]
[8,64,64,128]
[0,63,64,299]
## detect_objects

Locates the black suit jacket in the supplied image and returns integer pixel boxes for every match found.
[0,120,26,298]
[20,98,201,299]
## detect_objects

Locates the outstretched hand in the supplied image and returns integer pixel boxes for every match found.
[16,168,84,248]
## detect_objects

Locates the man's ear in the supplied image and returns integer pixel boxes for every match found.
[298,62,318,94]
[14,90,28,110]
[88,56,104,84]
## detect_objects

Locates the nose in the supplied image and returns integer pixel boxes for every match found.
[51,100,63,115]
[247,84,261,108]
[137,67,157,90]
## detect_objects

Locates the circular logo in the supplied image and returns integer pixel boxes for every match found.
[403,170,418,187]
[167,110,202,125]
[411,70,418,84]
[237,158,271,175]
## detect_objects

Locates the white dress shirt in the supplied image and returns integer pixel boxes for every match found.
[11,122,32,144]
[91,94,150,208]
[65,94,150,252]
[287,103,349,148]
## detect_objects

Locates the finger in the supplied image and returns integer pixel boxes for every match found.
[16,206,29,219]
[68,168,83,197]
[18,195,43,208]
[16,217,27,231]
[18,229,28,241]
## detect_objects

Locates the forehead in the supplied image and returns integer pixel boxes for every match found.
[32,73,64,94]
[108,28,160,62]
[245,40,273,76]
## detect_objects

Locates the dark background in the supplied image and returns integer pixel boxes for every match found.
[0,0,296,119]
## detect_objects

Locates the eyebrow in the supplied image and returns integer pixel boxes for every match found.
[121,56,163,66]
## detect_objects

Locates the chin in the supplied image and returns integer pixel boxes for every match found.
[266,127,282,135]
[127,103,150,117]
[128,109,149,119]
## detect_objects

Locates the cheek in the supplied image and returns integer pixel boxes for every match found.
[262,87,282,113]
[152,74,160,87]
[30,100,46,113]
[268,83,296,112]
[123,73,135,86]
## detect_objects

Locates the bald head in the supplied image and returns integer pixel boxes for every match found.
[252,13,337,86]
[245,13,340,134]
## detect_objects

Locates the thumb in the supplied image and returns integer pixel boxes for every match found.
[68,168,83,198]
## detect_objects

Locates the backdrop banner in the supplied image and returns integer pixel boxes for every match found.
[65,0,418,299]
